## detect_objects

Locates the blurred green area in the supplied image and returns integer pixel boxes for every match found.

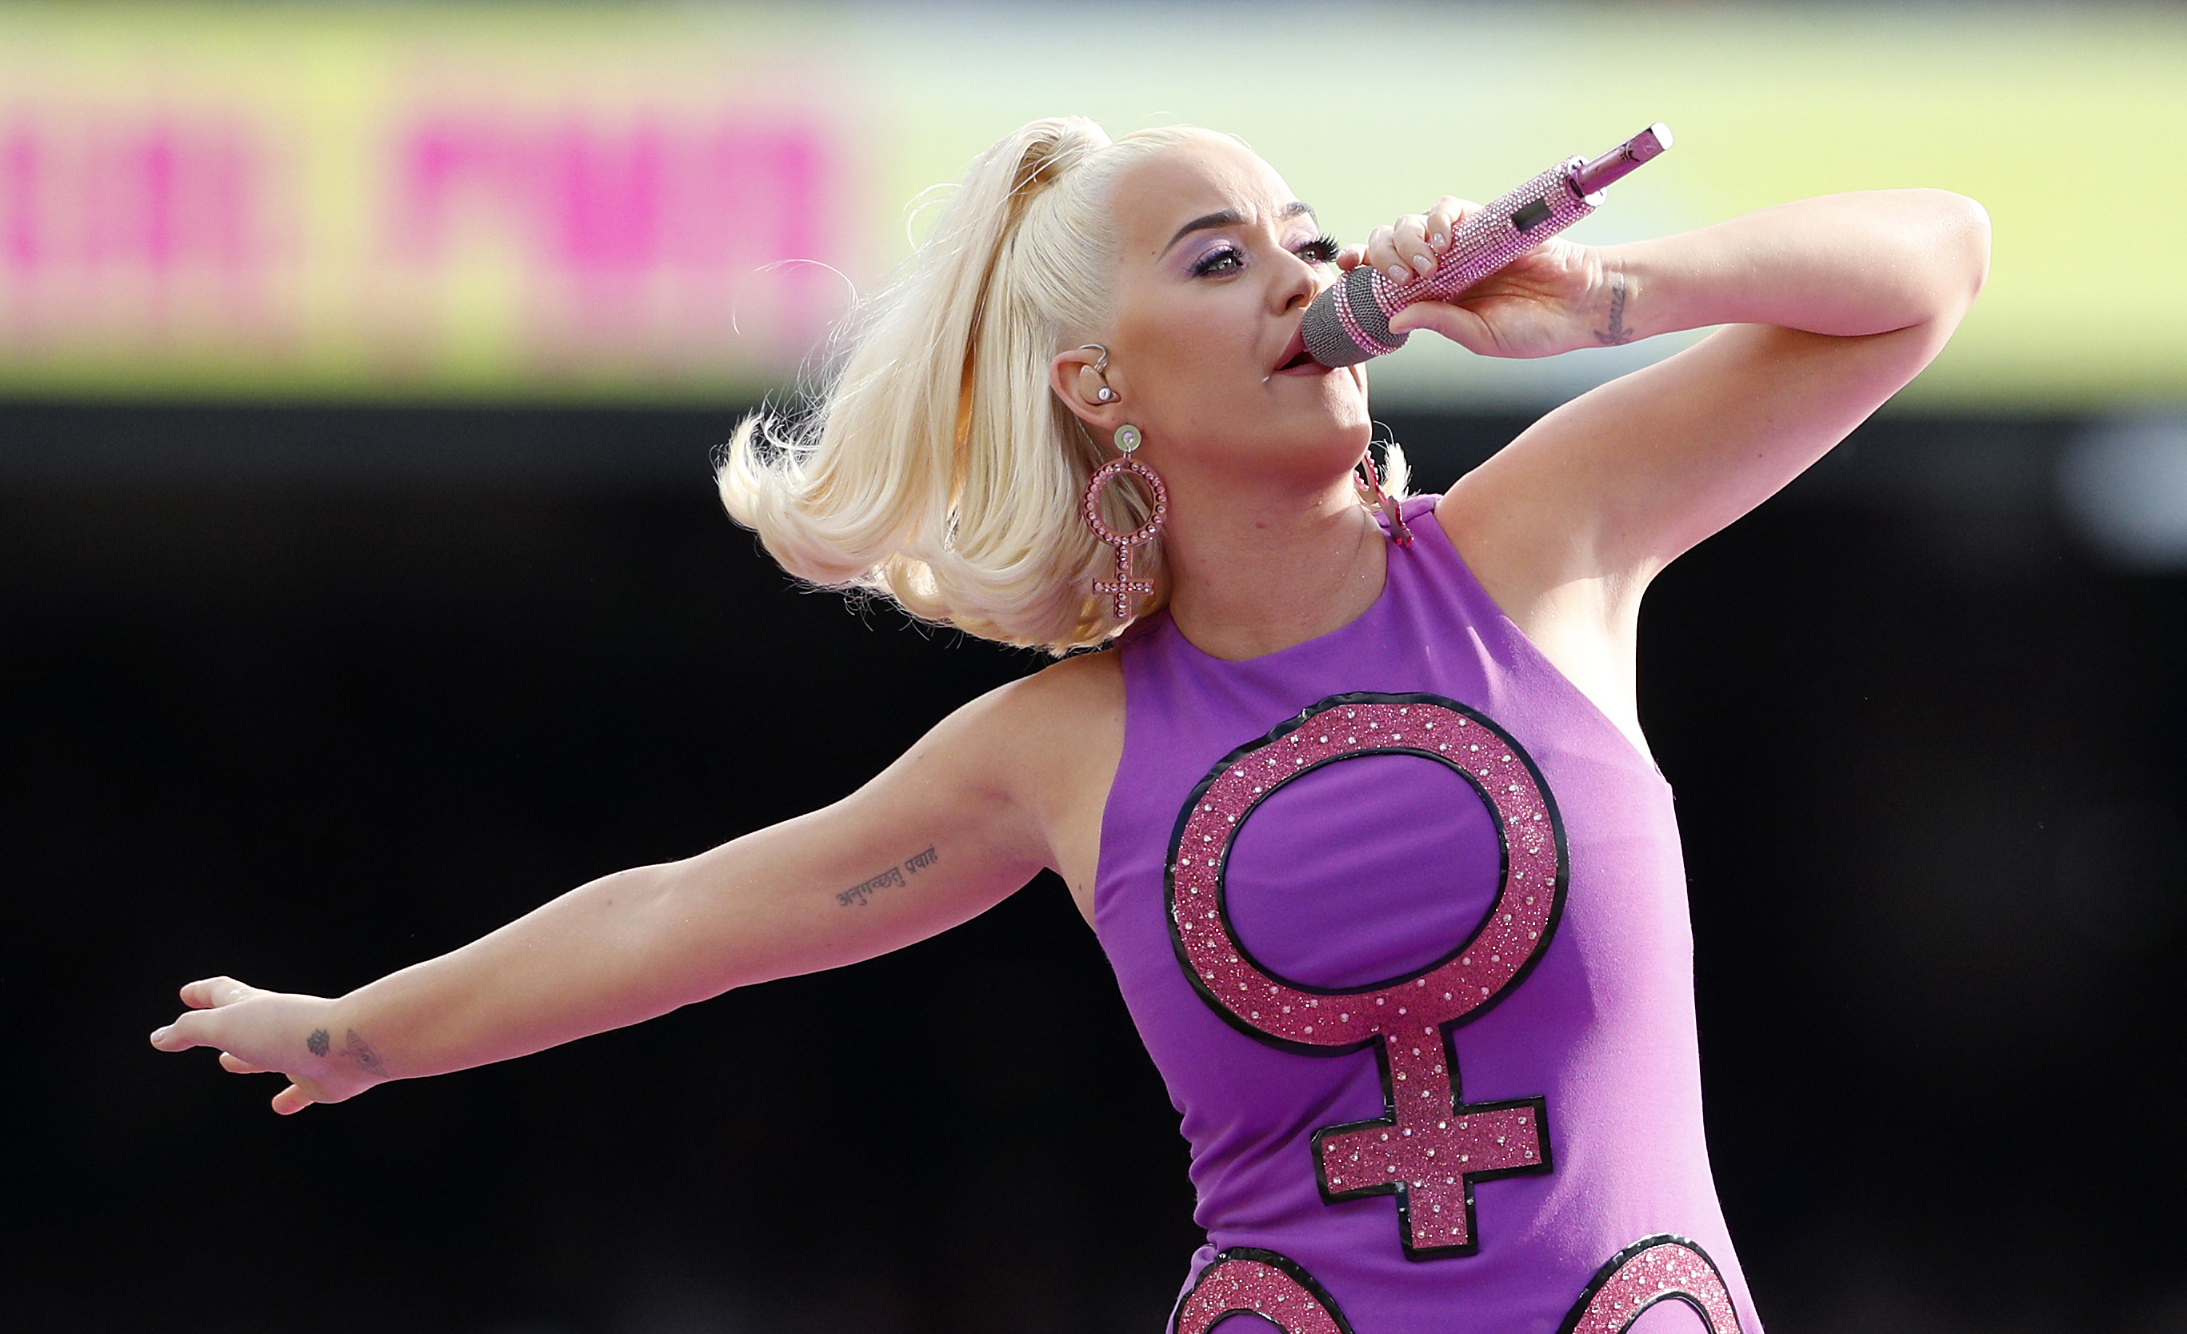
[0,1,2177,409]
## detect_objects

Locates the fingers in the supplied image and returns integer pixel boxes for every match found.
[218,1050,272,1075]
[1424,196,1469,251]
[1388,298,1496,354]
[271,1083,317,1116]
[1363,218,1428,283]
[156,976,264,1048]
[180,975,259,1010]
[1362,198,1482,285]
[1393,215,1438,278]
[150,1008,210,1051]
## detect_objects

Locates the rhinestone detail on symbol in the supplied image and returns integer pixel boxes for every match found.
[1557,1235,1744,1334]
[1172,1248,1354,1334]
[1082,423,1167,620]
[1165,691,1568,1259]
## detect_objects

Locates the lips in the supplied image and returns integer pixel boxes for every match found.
[1274,326,1316,374]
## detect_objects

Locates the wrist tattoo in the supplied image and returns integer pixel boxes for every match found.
[837,844,940,907]
[342,1028,387,1077]
[1594,268,1635,346]
[306,1028,331,1057]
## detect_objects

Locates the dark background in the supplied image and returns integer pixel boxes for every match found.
[4,403,2183,1333]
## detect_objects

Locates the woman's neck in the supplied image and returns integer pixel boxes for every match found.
[1159,479,1389,661]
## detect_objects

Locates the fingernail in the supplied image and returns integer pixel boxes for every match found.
[1386,264,1408,281]
[1429,232,1447,248]
[1411,253,1436,275]
[150,1026,171,1043]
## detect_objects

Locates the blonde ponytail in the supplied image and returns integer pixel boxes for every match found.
[718,117,1402,653]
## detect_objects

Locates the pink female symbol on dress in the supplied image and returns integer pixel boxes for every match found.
[1166,692,1568,1259]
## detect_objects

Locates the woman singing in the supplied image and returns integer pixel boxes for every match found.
[151,117,1988,1333]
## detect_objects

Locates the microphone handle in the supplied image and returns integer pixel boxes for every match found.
[1300,124,1671,368]
[1303,160,1593,368]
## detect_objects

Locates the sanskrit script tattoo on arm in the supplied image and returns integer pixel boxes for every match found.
[1593,266,1635,346]
[837,845,941,908]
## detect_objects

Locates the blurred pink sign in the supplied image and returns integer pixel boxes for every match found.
[388,111,842,368]
[0,91,853,393]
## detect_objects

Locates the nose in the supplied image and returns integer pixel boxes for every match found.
[1274,247,1321,314]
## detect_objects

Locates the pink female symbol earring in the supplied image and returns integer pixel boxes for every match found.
[1358,445,1413,548]
[1082,422,1169,620]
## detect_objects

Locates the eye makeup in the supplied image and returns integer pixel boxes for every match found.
[1298,234,1341,265]
[1186,233,1343,278]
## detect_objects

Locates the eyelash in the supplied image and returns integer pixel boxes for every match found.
[1191,234,1343,277]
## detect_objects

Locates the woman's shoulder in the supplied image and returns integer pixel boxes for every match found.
[993,645,1124,750]
[927,648,1122,773]
[975,648,1124,899]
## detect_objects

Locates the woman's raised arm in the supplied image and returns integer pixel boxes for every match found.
[1347,188,1987,753]
[148,654,1123,1113]
[1433,187,1992,593]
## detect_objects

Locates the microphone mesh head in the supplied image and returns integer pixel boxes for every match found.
[1303,265,1408,368]
[1301,289,1368,368]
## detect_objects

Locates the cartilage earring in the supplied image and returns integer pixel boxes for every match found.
[1082,422,1169,620]
[1079,342,1119,405]
[1358,446,1413,548]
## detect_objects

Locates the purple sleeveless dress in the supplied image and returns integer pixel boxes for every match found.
[1094,497,1763,1334]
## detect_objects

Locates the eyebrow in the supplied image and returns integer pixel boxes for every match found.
[1160,201,1316,258]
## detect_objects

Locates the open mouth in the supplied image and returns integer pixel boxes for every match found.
[1275,328,1316,373]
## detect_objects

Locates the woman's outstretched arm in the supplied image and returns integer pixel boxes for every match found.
[148,655,1122,1113]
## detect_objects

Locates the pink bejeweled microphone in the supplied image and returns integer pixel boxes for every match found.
[1302,123,1674,368]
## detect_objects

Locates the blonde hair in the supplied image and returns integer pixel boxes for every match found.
[717,115,1408,654]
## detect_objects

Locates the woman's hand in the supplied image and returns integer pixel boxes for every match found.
[150,976,383,1115]
[1340,196,1612,360]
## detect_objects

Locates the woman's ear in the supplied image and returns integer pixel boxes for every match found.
[1049,346,1125,435]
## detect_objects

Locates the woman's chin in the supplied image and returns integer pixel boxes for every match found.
[1314,375,1373,436]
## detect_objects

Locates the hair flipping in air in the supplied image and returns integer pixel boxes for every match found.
[717,116,1407,654]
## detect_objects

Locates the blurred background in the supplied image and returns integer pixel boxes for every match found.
[4,1,2183,1331]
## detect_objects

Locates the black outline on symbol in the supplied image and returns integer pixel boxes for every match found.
[1309,1084,1552,1262]
[1162,690,1571,1261]
[1554,1234,1741,1334]
[1164,691,1571,1045]
[1169,1246,1357,1334]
